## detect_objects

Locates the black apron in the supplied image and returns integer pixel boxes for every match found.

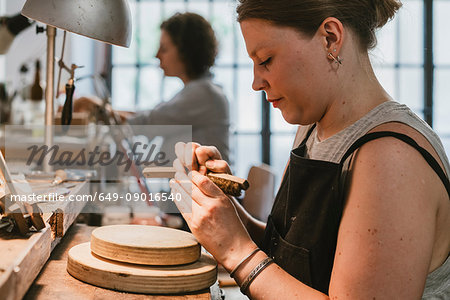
[261,127,450,295]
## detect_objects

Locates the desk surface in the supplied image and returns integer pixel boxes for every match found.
[24,224,221,300]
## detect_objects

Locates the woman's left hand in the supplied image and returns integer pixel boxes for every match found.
[170,157,257,272]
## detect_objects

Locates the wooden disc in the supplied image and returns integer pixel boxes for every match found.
[91,225,200,265]
[67,243,217,294]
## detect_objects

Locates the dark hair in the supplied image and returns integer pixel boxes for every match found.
[160,12,218,79]
[237,0,402,50]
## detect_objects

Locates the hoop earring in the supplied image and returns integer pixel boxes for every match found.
[328,52,343,65]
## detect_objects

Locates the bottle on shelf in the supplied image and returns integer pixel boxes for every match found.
[30,59,43,102]
[27,59,45,125]
[0,82,10,124]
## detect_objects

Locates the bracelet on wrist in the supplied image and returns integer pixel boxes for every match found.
[229,247,260,278]
[240,256,274,295]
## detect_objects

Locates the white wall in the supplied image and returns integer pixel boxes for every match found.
[3,0,45,92]
[1,2,118,107]
[1,1,116,103]
[0,0,5,81]
[70,34,97,98]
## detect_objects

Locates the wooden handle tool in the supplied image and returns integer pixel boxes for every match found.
[143,167,249,196]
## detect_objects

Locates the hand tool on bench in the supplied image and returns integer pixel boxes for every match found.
[143,166,249,197]
[0,152,45,235]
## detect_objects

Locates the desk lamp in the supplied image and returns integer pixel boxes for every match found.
[21,0,132,171]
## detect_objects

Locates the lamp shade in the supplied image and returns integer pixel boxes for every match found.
[21,0,132,47]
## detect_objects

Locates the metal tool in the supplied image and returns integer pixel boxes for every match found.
[57,31,84,132]
[0,152,45,235]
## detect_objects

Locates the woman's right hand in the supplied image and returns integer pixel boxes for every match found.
[173,141,267,248]
[171,142,258,272]
[174,142,231,175]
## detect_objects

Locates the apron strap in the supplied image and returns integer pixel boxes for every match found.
[340,131,450,198]
[298,124,317,147]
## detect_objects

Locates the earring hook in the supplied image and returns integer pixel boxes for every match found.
[328,52,343,65]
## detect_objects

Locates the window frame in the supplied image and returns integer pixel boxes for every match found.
[106,0,448,181]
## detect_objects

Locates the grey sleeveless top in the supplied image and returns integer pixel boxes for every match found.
[295,101,450,299]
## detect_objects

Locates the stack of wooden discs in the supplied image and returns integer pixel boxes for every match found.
[67,225,217,294]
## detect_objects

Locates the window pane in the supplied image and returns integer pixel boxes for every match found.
[112,1,138,65]
[271,134,296,188]
[399,0,423,65]
[237,29,251,65]
[112,67,137,110]
[233,134,261,179]
[162,76,184,102]
[434,69,450,134]
[187,1,210,17]
[373,67,397,99]
[236,68,261,131]
[441,137,450,158]
[211,1,236,65]
[271,107,298,133]
[163,1,188,18]
[399,68,423,115]
[372,14,398,65]
[212,67,234,107]
[138,67,163,110]
[434,0,450,157]
[435,1,450,65]
[139,1,163,65]
[107,0,444,186]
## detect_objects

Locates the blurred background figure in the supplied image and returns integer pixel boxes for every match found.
[75,12,230,161]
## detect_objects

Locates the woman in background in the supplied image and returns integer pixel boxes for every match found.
[75,12,230,161]
[127,12,229,161]
[170,0,450,299]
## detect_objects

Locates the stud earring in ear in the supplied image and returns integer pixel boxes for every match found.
[328,52,343,65]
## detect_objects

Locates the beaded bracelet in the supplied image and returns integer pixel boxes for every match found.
[229,248,260,278]
[240,256,274,295]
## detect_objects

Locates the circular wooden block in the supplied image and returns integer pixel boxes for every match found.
[91,225,200,265]
[67,243,217,294]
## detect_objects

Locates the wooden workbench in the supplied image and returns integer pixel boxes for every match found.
[24,224,221,299]
[0,181,89,300]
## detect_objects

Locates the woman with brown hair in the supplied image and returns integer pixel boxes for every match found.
[74,12,230,161]
[127,12,230,161]
[170,1,450,299]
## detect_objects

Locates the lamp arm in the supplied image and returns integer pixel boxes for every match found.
[43,25,56,173]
